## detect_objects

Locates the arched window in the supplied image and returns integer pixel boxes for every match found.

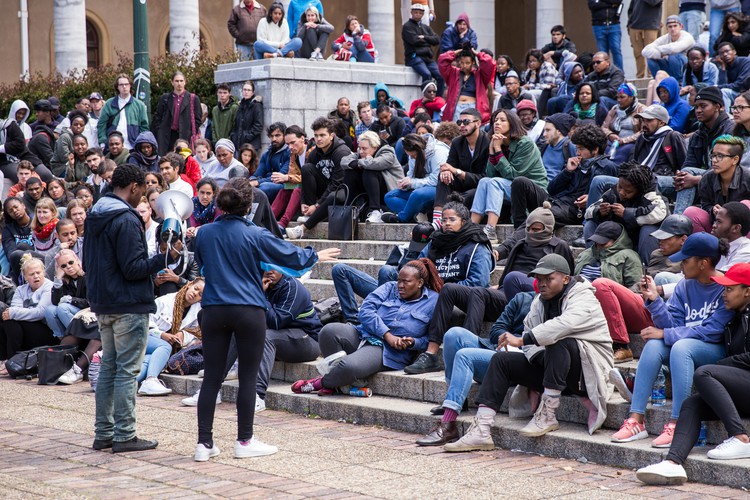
[86,19,100,68]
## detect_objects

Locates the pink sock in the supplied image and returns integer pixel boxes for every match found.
[312,377,324,390]
[441,408,459,423]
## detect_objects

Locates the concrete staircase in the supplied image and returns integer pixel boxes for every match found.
[159,221,750,490]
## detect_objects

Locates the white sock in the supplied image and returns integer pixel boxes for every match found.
[543,389,562,397]
[477,405,497,419]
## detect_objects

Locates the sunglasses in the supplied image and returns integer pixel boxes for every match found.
[60,260,75,269]
[456,119,478,126]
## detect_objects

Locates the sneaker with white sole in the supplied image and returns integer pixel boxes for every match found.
[226,361,239,381]
[611,417,648,443]
[197,369,204,378]
[194,443,220,462]
[415,212,429,223]
[181,389,222,407]
[138,376,172,396]
[285,224,305,240]
[636,460,687,485]
[234,437,278,458]
[58,364,83,385]
[707,436,750,460]
[609,368,632,402]
[366,210,383,223]
[651,422,676,448]
[255,395,266,413]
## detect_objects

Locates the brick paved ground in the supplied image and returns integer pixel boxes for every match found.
[0,378,747,499]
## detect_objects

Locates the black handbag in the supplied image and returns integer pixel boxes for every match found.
[37,345,78,385]
[5,347,43,379]
[166,342,204,375]
[327,185,366,241]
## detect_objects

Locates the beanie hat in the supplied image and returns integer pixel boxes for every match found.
[516,99,537,114]
[694,86,724,107]
[215,138,236,154]
[546,113,576,136]
[421,80,438,95]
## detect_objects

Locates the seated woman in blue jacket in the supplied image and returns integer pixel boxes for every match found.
[292,258,442,394]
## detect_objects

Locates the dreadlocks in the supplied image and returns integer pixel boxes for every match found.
[618,161,654,196]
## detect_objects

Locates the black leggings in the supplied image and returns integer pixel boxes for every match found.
[434,175,479,208]
[666,360,750,465]
[344,169,388,211]
[476,338,586,411]
[510,177,548,229]
[300,28,329,58]
[0,319,56,360]
[197,305,266,443]
[60,335,102,370]
[426,283,507,344]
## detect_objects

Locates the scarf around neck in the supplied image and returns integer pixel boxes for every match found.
[574,102,597,119]
[427,222,489,261]
[192,197,216,226]
[33,218,58,242]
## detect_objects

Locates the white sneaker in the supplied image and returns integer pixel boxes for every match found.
[285,225,305,240]
[707,436,750,460]
[226,361,238,381]
[197,369,204,378]
[636,460,687,485]
[194,443,220,462]
[366,209,383,223]
[234,437,278,458]
[58,364,83,385]
[181,389,222,407]
[415,212,429,223]
[255,395,266,412]
[138,376,172,396]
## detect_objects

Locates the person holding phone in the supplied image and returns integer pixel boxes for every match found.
[369,104,405,148]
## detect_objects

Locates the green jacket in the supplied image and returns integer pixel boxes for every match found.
[211,97,238,142]
[574,225,642,289]
[97,96,150,148]
[485,135,548,189]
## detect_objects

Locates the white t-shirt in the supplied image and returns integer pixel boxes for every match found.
[116,97,131,149]
[169,177,194,198]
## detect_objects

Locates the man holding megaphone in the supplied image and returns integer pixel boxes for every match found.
[84,164,184,454]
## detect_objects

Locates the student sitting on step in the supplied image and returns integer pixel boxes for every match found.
[636,263,750,486]
[610,233,732,449]
[415,291,535,447]
[442,254,614,452]
[404,204,570,375]
[332,196,493,324]
[291,259,441,395]
[584,161,667,264]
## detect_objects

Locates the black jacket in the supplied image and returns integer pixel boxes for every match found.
[697,166,750,216]
[151,92,202,156]
[445,132,491,185]
[27,124,56,167]
[684,113,735,170]
[589,0,623,25]
[540,38,577,68]
[627,0,663,30]
[52,275,89,310]
[303,136,351,204]
[548,155,619,205]
[369,116,406,147]
[0,120,41,167]
[500,236,574,284]
[632,129,688,176]
[584,66,625,99]
[266,275,322,340]
[83,193,169,314]
[232,96,263,151]
[402,19,440,62]
[718,305,750,370]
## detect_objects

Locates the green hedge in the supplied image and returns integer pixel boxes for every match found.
[0,50,237,122]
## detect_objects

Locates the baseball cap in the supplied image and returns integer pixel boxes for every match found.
[47,97,60,109]
[528,254,571,277]
[408,223,433,253]
[712,263,750,286]
[666,15,682,26]
[669,232,720,262]
[34,99,52,112]
[652,215,693,240]
[89,92,103,101]
[588,221,623,245]
[635,104,670,123]
[411,3,428,11]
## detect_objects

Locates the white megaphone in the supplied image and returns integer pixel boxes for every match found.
[154,190,193,244]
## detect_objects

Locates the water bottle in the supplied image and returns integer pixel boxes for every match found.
[609,140,619,160]
[696,422,707,446]
[651,369,666,406]
[349,387,372,398]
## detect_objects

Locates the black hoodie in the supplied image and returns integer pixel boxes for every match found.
[303,135,350,203]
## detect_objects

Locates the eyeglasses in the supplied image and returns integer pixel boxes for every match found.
[592,60,605,65]
[730,105,750,113]
[60,260,75,269]
[456,119,479,126]
[710,153,738,161]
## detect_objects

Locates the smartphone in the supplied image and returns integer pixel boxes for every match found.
[641,263,649,287]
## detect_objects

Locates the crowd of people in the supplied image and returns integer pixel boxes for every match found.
[0,0,749,485]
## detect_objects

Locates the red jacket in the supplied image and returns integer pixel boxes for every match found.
[180,155,201,194]
[438,50,495,124]
[408,96,446,118]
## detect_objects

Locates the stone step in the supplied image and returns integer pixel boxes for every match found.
[292,239,397,261]
[291,222,584,244]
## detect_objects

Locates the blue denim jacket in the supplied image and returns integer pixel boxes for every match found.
[357,281,438,370]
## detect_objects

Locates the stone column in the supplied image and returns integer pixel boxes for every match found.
[369,0,396,64]
[169,0,200,55]
[535,0,564,50]
[54,0,87,75]
[449,0,495,53]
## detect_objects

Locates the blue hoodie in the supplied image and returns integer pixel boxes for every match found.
[555,61,584,98]
[657,77,690,133]
[370,82,405,110]
[266,275,322,340]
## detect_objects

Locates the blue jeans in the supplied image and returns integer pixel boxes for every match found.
[647,54,688,81]
[332,264,377,323]
[258,181,283,203]
[441,327,494,413]
[137,335,173,383]
[95,313,149,442]
[253,38,303,59]
[471,177,512,217]
[406,57,445,95]
[721,88,739,115]
[710,7,740,56]
[236,43,253,61]
[592,24,623,70]
[350,45,375,63]
[630,338,726,419]
[680,10,706,42]
[394,138,407,165]
[654,271,682,287]
[44,303,81,338]
[384,186,436,222]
